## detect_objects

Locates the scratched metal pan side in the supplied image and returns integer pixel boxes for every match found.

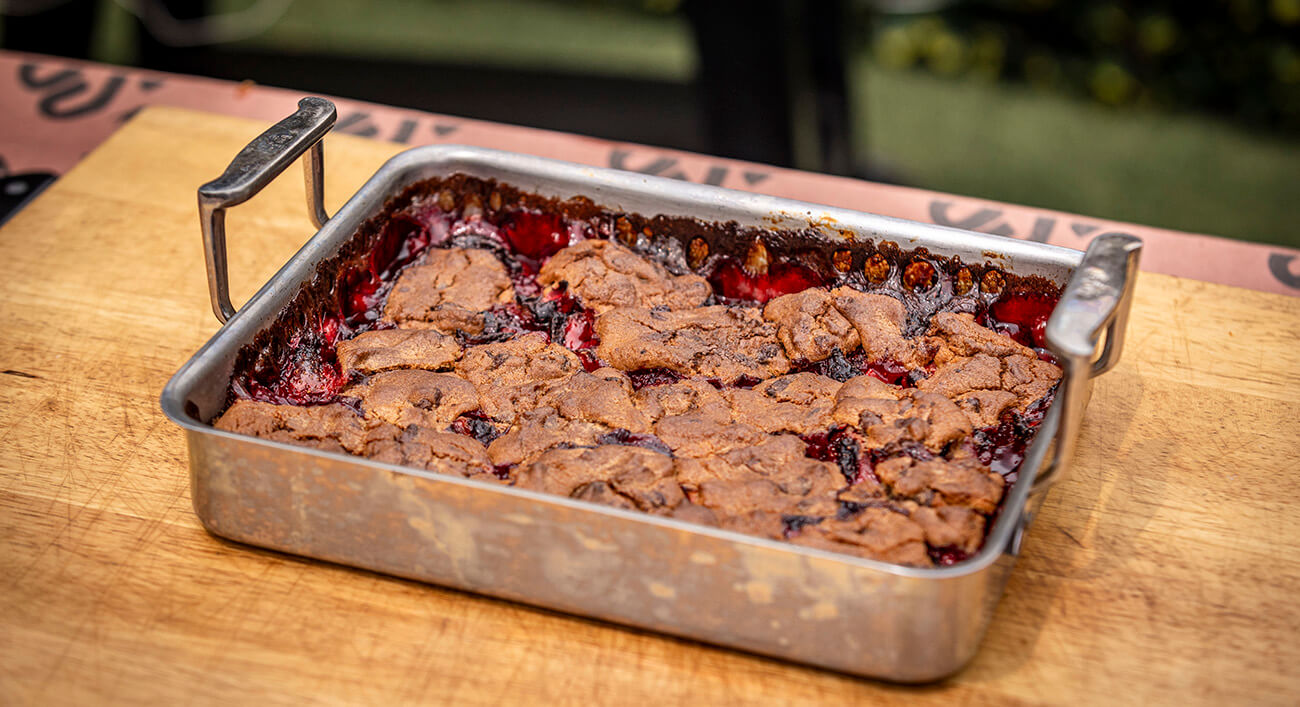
[181,422,1011,682]
[162,127,1136,681]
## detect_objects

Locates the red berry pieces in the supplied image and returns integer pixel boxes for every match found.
[864,359,910,387]
[800,427,878,485]
[503,209,570,262]
[972,399,1049,479]
[560,304,602,371]
[562,308,598,351]
[374,214,434,280]
[987,291,1056,349]
[238,336,347,407]
[339,266,383,327]
[472,302,543,344]
[596,428,673,455]
[709,258,823,304]
[707,241,825,304]
[318,315,342,346]
[576,350,602,372]
[800,430,835,461]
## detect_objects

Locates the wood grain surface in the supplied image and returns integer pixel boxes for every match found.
[1,107,1297,706]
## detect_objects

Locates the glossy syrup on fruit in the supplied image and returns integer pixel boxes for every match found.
[709,258,824,304]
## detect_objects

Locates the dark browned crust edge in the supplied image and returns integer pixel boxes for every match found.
[224,174,1064,419]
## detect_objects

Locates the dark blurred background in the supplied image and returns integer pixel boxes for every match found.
[3,0,1298,247]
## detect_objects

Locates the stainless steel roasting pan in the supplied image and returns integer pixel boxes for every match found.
[160,98,1142,682]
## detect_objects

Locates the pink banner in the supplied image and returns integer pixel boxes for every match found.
[2,50,1296,295]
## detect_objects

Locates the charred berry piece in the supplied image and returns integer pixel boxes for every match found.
[794,348,862,382]
[973,417,1023,477]
[837,501,868,520]
[821,350,861,383]
[626,368,683,390]
[336,395,365,416]
[781,514,824,538]
[514,288,601,362]
[832,432,863,484]
[451,411,501,446]
[448,219,509,259]
[469,303,544,345]
[901,442,935,462]
[801,426,878,485]
[596,428,674,455]
[524,290,573,340]
[709,258,824,304]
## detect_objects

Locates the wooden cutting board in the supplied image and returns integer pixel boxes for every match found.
[1,106,1297,706]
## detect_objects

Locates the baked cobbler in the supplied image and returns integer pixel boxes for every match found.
[216,176,1062,567]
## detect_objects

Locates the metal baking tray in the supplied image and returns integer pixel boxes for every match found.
[161,98,1141,682]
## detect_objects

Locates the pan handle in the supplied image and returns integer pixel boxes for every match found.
[1004,233,1141,555]
[197,97,337,323]
[1035,232,1142,493]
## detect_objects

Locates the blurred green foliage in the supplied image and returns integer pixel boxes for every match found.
[860,0,1300,133]
[854,62,1300,247]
